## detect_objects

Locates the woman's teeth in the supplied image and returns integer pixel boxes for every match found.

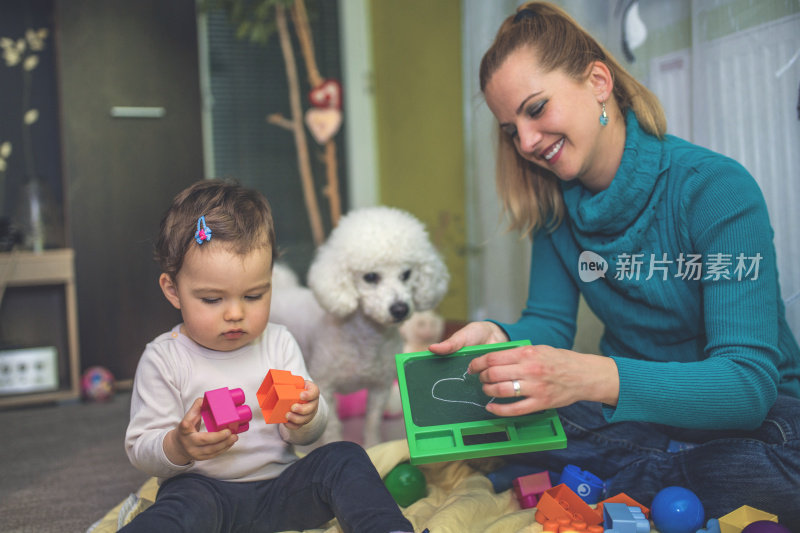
[544,138,564,161]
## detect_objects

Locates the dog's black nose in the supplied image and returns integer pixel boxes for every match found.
[390,302,410,321]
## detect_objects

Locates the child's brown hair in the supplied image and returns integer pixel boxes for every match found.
[154,179,277,280]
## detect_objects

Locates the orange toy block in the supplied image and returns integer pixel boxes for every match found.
[535,483,603,526]
[257,369,306,424]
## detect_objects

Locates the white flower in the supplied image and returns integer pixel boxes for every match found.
[26,28,48,51]
[23,55,39,71]
[24,109,39,125]
[0,142,9,172]
[1,37,21,66]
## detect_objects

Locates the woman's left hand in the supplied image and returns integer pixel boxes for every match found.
[467,344,619,417]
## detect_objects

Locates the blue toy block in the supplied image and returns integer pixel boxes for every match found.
[697,518,721,533]
[560,464,605,504]
[603,502,650,533]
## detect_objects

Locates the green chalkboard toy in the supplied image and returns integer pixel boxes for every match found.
[395,340,567,464]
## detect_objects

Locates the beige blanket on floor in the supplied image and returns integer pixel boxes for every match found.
[87,439,651,532]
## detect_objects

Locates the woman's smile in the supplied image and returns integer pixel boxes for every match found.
[542,137,565,162]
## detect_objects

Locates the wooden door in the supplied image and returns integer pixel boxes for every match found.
[56,0,203,380]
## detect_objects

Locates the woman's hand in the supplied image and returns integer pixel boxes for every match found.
[163,398,239,465]
[468,344,620,416]
[428,321,510,355]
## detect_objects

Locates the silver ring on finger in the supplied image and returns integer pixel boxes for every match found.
[512,379,521,397]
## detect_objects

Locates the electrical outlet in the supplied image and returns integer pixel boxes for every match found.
[0,347,59,395]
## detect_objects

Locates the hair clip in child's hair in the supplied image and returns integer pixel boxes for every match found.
[194,215,212,244]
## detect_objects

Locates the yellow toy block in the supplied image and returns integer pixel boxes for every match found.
[719,505,778,533]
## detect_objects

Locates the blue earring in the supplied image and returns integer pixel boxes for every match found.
[599,101,609,126]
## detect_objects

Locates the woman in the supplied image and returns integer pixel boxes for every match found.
[431,2,800,525]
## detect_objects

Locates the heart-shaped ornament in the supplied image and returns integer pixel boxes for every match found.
[304,108,342,144]
[309,79,342,109]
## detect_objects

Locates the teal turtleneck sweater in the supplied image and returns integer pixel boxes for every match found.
[497,111,800,430]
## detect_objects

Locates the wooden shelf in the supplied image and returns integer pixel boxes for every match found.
[0,249,81,408]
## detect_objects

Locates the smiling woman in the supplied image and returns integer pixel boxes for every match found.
[430,2,800,526]
[484,52,625,192]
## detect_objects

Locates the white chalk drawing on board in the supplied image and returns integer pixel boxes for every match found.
[431,366,495,408]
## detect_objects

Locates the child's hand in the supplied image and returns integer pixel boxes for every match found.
[284,380,319,430]
[163,398,239,465]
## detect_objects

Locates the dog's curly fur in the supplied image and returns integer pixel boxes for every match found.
[270,206,449,447]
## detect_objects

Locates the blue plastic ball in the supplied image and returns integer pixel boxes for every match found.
[651,486,705,533]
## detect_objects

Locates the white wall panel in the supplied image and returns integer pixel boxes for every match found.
[691,13,800,335]
[650,49,692,140]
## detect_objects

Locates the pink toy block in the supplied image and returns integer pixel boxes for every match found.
[257,369,306,424]
[201,387,252,434]
[513,471,552,509]
[336,388,368,419]
[335,379,403,419]
[535,483,603,526]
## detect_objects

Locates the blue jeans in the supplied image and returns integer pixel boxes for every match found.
[510,395,800,529]
[119,441,413,533]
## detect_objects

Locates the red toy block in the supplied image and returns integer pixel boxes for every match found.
[513,471,552,509]
[257,369,306,424]
[535,483,603,526]
[597,492,650,519]
[201,387,252,434]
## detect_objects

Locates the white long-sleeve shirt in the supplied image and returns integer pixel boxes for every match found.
[125,323,328,482]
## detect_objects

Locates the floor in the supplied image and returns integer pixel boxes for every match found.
[0,389,407,533]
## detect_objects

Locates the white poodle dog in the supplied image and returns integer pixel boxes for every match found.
[270,206,449,447]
